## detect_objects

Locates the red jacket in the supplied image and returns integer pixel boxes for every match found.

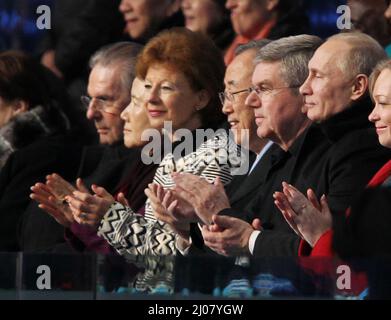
[298,160,391,296]
[299,159,391,257]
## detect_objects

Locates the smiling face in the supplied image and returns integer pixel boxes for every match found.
[119,0,175,40]
[222,49,260,151]
[121,78,151,148]
[299,40,354,122]
[86,65,129,145]
[369,68,391,148]
[143,64,206,133]
[182,0,223,34]
[246,61,308,150]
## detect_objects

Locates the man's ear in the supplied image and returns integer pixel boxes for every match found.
[350,74,368,101]
[196,89,210,111]
[165,0,181,17]
[11,100,29,117]
[266,0,280,11]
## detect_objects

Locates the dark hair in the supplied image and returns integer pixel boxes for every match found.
[0,51,52,108]
[0,50,76,132]
[136,27,225,129]
[235,39,272,56]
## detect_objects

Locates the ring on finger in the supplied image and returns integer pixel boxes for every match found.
[80,212,88,219]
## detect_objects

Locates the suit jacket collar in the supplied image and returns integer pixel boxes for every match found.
[228,144,279,205]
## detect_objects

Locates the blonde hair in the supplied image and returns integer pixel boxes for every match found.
[369,59,391,101]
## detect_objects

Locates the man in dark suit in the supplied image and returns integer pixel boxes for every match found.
[221,40,273,207]
[174,33,391,257]
[18,42,145,252]
[174,35,323,255]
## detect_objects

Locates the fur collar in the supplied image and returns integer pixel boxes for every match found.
[0,105,69,169]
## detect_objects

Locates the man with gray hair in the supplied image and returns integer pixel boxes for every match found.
[282,32,391,255]
[21,42,145,252]
[175,35,327,256]
[176,33,390,258]
[83,41,143,145]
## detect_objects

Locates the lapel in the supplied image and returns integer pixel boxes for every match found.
[228,144,284,205]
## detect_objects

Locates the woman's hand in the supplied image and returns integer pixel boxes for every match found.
[145,183,192,240]
[66,180,116,230]
[273,182,332,247]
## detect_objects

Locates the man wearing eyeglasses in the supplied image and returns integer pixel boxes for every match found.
[178,33,391,260]
[81,48,134,145]
[175,35,326,257]
[216,40,275,210]
[20,42,146,252]
[175,35,335,258]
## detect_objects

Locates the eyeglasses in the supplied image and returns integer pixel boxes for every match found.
[80,95,120,115]
[219,88,252,105]
[248,84,301,99]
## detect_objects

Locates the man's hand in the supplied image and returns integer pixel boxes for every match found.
[273,182,332,247]
[30,182,74,227]
[201,215,255,257]
[46,173,77,201]
[172,173,230,225]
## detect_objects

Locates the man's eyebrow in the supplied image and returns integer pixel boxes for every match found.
[254,80,272,87]
[95,95,112,100]
[310,67,324,75]
[227,79,237,86]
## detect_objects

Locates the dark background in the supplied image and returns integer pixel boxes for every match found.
[0,0,346,54]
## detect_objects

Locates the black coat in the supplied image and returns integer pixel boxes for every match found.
[0,132,84,251]
[193,97,391,257]
[247,97,391,257]
[226,148,274,210]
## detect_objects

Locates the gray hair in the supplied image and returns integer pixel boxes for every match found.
[235,39,272,57]
[89,42,143,91]
[254,34,323,94]
[327,32,387,80]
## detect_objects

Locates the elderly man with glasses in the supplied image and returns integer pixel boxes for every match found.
[20,42,148,252]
